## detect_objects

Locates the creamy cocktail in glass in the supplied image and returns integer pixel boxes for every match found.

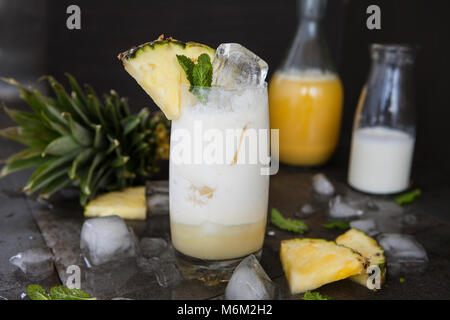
[170,84,269,263]
[119,37,271,274]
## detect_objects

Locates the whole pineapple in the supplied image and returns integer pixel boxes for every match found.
[0,74,170,205]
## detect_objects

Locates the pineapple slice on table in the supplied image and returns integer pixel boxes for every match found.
[118,34,215,120]
[84,186,146,220]
[336,228,386,289]
[280,239,367,294]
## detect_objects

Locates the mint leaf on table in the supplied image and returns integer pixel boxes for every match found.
[177,53,213,103]
[395,188,421,205]
[49,286,97,300]
[323,221,350,230]
[271,208,308,234]
[302,291,332,300]
[26,284,97,300]
[27,285,51,300]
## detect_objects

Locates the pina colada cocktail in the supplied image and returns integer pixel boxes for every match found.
[170,85,269,260]
[119,37,272,270]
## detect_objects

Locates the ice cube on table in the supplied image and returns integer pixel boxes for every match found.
[295,203,315,218]
[139,237,168,258]
[80,215,137,266]
[402,214,418,227]
[137,256,161,274]
[158,243,177,263]
[377,233,429,275]
[329,195,364,219]
[212,43,268,88]
[154,262,183,288]
[225,254,276,300]
[137,256,182,288]
[312,173,335,196]
[297,203,316,218]
[146,180,169,215]
[350,219,379,237]
[366,199,379,211]
[9,247,54,281]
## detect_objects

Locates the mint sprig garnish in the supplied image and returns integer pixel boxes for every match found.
[27,284,97,300]
[176,53,212,103]
[176,55,195,85]
[271,208,308,234]
[192,54,213,87]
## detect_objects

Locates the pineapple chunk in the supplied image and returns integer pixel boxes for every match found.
[118,35,215,120]
[280,239,367,294]
[84,186,146,220]
[336,228,386,289]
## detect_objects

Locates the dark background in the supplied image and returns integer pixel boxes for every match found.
[2,0,450,179]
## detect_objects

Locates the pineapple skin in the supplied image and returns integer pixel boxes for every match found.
[118,35,215,120]
[336,229,386,289]
[84,186,146,220]
[280,239,367,294]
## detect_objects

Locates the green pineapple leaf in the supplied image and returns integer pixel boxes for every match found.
[0,76,170,206]
[44,136,80,156]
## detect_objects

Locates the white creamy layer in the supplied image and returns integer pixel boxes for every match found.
[348,126,415,194]
[169,86,270,226]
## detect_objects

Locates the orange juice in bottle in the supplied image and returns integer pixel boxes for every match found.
[269,0,344,166]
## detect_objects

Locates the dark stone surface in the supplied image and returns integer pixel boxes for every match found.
[0,142,61,300]
[6,161,450,300]
[0,105,449,300]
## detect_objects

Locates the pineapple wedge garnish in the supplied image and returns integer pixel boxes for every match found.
[84,186,146,220]
[280,239,367,294]
[336,228,386,289]
[118,35,215,120]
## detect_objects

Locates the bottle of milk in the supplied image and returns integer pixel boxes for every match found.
[348,44,416,194]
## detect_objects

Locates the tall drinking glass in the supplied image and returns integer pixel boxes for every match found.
[169,84,269,276]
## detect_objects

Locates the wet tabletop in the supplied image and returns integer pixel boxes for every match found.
[1,155,450,300]
[0,105,450,299]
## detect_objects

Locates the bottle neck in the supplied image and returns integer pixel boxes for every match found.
[297,18,321,40]
[367,45,416,91]
[280,16,335,74]
[361,45,416,134]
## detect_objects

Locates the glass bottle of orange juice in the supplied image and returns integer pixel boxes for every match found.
[269,0,343,166]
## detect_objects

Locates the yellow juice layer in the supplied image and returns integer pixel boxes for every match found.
[170,219,266,260]
[269,71,343,166]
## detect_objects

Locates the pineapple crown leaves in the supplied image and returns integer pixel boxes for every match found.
[0,74,170,206]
